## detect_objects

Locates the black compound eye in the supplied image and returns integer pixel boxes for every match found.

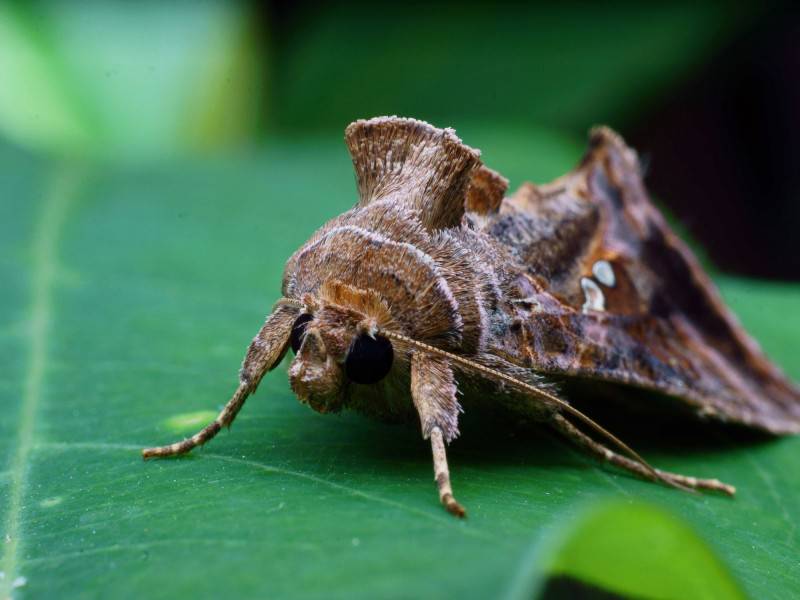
[345,334,393,384]
[290,313,313,354]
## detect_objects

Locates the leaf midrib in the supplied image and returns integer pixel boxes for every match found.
[0,165,82,597]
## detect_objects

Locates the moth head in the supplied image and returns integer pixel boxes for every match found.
[285,281,398,414]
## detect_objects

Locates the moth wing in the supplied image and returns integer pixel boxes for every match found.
[492,128,800,434]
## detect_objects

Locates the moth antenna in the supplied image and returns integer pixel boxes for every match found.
[275,297,304,310]
[382,330,663,483]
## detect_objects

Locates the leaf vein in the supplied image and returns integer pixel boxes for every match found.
[35,441,497,540]
[0,166,83,599]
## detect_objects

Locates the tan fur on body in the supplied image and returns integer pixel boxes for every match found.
[143,116,800,515]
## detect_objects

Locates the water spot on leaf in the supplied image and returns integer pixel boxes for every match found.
[40,496,63,508]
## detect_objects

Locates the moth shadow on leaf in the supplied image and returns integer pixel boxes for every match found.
[560,379,778,457]
[331,381,780,479]
[338,404,586,473]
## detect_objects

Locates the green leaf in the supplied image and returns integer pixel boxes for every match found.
[273,3,753,134]
[1,132,798,600]
[509,501,746,599]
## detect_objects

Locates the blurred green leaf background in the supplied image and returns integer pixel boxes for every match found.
[2,2,799,599]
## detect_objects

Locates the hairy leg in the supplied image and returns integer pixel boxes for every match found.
[430,426,466,517]
[550,413,735,495]
[141,304,295,459]
[142,385,250,459]
[408,352,466,517]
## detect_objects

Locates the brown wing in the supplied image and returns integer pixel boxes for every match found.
[477,127,800,434]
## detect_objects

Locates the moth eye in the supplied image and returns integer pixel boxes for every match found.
[345,334,394,384]
[290,313,313,354]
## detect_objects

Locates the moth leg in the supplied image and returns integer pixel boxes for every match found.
[410,352,466,517]
[430,426,466,517]
[551,413,736,496]
[142,385,250,458]
[142,305,296,459]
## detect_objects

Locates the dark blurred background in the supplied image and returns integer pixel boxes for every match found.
[2,0,798,278]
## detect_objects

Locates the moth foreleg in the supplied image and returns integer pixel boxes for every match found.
[550,413,736,496]
[141,385,250,458]
[430,426,466,517]
[142,304,296,459]
[410,352,465,517]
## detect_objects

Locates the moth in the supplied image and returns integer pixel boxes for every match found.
[143,116,800,517]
